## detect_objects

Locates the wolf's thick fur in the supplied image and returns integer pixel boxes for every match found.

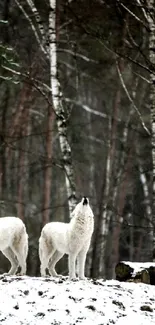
[39,197,94,279]
[0,217,28,275]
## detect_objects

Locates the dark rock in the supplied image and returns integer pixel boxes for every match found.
[115,262,134,282]
[47,308,56,312]
[69,296,76,302]
[35,312,45,317]
[112,300,125,310]
[68,296,83,302]
[115,262,153,284]
[90,297,97,301]
[86,305,96,311]
[148,267,155,285]
[140,305,153,312]
[0,318,6,322]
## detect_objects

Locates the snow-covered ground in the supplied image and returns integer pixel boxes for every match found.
[0,275,155,325]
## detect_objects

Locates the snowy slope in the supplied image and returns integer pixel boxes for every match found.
[0,275,155,325]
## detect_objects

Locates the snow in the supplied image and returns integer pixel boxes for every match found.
[122,261,155,275]
[0,275,154,325]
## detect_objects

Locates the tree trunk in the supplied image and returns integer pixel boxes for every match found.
[111,146,133,278]
[147,0,155,259]
[15,0,77,215]
[0,0,11,197]
[17,93,31,221]
[49,0,77,215]
[5,83,30,200]
[42,106,54,225]
[91,117,113,278]
[85,87,96,277]
[94,61,123,278]
[138,163,152,260]
[110,77,138,278]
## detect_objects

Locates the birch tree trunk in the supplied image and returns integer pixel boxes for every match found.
[137,163,152,261]
[49,0,77,214]
[16,0,77,215]
[147,0,155,258]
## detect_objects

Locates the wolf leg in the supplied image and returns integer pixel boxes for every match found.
[68,253,77,280]
[39,236,56,277]
[2,247,19,275]
[78,242,90,280]
[48,250,64,276]
[11,245,27,276]
[11,232,28,276]
[77,250,87,280]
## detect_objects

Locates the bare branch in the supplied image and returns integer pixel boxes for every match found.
[64,98,111,120]
[58,48,98,63]
[117,0,149,30]
[134,71,150,84]
[26,0,46,44]
[14,0,47,55]
[116,60,150,135]
[59,19,73,31]
[136,0,148,21]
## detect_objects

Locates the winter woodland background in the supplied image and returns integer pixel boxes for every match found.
[0,0,155,279]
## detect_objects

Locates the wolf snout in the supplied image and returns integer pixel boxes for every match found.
[82,197,88,205]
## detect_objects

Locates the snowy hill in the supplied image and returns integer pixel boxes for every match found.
[0,275,155,325]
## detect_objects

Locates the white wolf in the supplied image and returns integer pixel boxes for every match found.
[0,217,28,275]
[39,197,94,280]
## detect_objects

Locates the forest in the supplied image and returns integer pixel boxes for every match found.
[0,0,155,279]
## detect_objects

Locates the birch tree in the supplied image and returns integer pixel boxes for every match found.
[15,0,77,216]
[138,163,152,259]
[137,0,155,258]
[49,0,77,214]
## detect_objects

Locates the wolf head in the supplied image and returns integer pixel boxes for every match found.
[71,197,90,218]
[82,197,89,205]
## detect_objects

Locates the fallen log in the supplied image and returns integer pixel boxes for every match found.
[115,261,155,285]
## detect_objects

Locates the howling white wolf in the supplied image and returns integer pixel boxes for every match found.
[39,197,94,280]
[0,217,28,275]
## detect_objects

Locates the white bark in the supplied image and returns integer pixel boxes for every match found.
[139,167,152,220]
[139,163,153,259]
[26,0,45,42]
[49,0,76,214]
